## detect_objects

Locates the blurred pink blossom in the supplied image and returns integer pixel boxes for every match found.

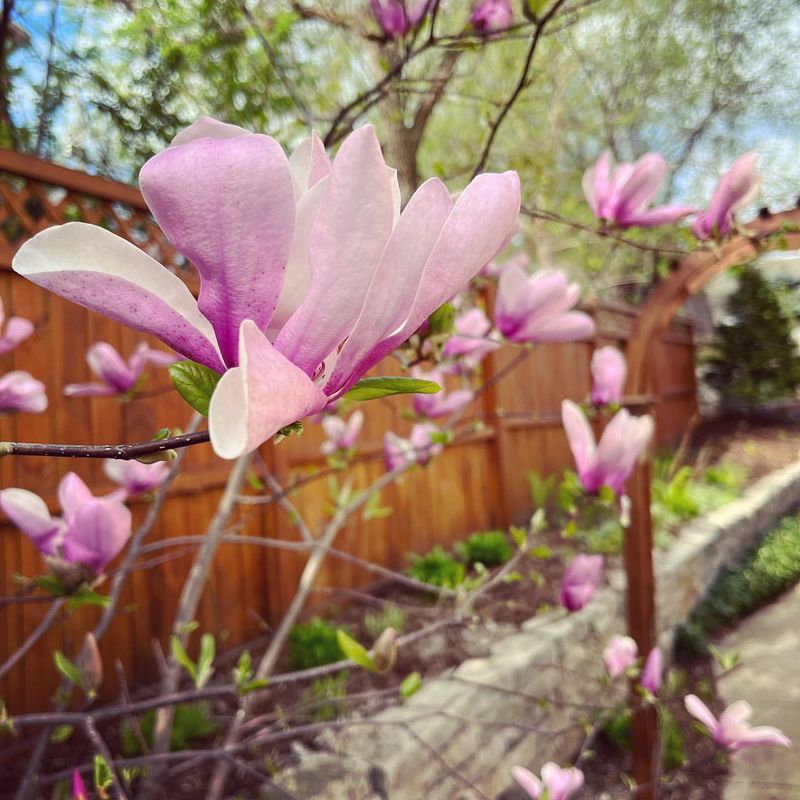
[560,554,603,611]
[691,153,760,241]
[384,422,442,470]
[64,341,176,398]
[591,346,627,406]
[471,0,514,32]
[0,371,47,413]
[495,265,595,343]
[441,307,500,371]
[103,458,170,498]
[583,151,695,229]
[0,472,132,574]
[411,366,473,418]
[371,0,433,37]
[685,695,790,751]
[603,635,638,679]
[641,646,663,695]
[321,411,364,455]
[561,400,653,494]
[511,762,584,799]
[0,298,34,356]
[71,769,88,800]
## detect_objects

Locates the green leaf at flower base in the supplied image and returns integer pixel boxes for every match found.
[170,636,198,684]
[168,360,222,416]
[343,377,441,402]
[51,723,74,743]
[336,630,376,672]
[427,302,455,336]
[93,754,113,790]
[399,671,422,700]
[54,650,84,688]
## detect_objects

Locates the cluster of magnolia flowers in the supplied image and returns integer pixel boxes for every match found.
[370,0,516,38]
[583,150,760,240]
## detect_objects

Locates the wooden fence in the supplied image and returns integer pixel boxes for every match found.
[0,150,697,712]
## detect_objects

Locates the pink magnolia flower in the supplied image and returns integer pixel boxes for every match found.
[603,634,638,679]
[441,307,500,371]
[0,371,47,413]
[0,297,34,356]
[103,458,170,497]
[691,153,760,241]
[471,0,514,32]
[371,0,432,37]
[71,769,88,800]
[511,763,584,800]
[321,410,364,455]
[560,554,603,612]
[481,250,529,280]
[640,645,663,695]
[583,151,696,229]
[591,346,627,406]
[0,472,132,574]
[685,695,790,751]
[384,422,442,470]
[411,366,473,418]
[64,341,176,397]
[561,400,653,494]
[15,117,520,460]
[496,265,595,344]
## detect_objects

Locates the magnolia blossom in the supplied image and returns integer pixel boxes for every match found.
[0,472,132,574]
[0,371,47,413]
[0,297,33,356]
[495,265,595,343]
[321,410,364,455]
[471,0,514,32]
[103,458,170,497]
[641,646,663,695]
[511,763,584,800]
[71,769,88,800]
[480,250,529,279]
[441,307,500,371]
[691,153,760,241]
[560,554,603,612]
[583,151,695,229]
[603,634,638,679]
[411,366,473,418]
[591,346,627,406]
[685,695,790,751]
[15,118,519,460]
[64,341,177,397]
[561,400,654,494]
[384,422,442,470]
[371,0,432,37]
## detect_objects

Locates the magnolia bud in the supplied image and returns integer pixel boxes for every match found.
[370,628,398,673]
[76,632,103,697]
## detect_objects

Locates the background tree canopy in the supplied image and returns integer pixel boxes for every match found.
[3,0,799,292]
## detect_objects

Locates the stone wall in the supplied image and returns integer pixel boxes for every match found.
[264,461,800,800]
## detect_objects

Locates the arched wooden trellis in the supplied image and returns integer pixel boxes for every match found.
[622,203,800,799]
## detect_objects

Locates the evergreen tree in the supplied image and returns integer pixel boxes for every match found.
[704,264,800,407]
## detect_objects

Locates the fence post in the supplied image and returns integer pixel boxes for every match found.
[624,455,659,799]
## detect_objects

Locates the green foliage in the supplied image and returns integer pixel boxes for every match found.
[581,520,624,555]
[460,530,513,566]
[703,264,800,408]
[288,617,344,671]
[364,603,407,640]
[343,376,441,402]
[305,672,349,722]
[399,671,422,700]
[604,709,685,773]
[120,702,216,757]
[168,361,222,416]
[678,513,800,656]
[407,546,466,589]
[336,630,376,672]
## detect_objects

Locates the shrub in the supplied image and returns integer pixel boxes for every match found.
[364,602,407,640]
[604,708,684,773]
[304,671,349,722]
[407,546,465,588]
[120,702,216,757]
[461,530,513,566]
[288,617,344,670]
[703,263,800,408]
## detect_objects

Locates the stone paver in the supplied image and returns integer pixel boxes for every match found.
[717,583,800,800]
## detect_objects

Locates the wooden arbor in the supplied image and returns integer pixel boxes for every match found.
[622,203,800,798]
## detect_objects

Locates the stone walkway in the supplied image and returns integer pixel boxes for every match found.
[717,582,800,799]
